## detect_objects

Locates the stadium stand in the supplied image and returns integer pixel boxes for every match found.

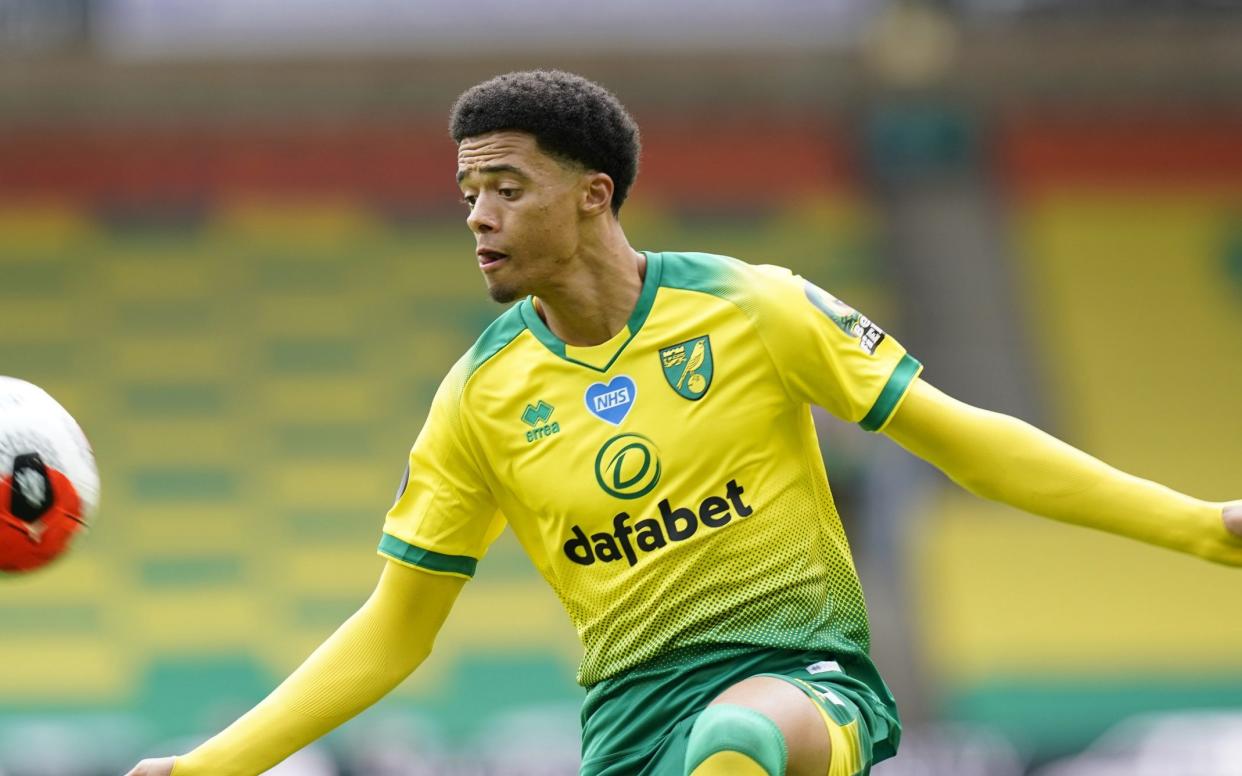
[915,113,1242,755]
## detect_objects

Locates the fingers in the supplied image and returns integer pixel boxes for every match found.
[1224,502,1242,539]
[125,757,176,776]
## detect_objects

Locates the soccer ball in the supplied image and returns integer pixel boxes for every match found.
[0,377,99,574]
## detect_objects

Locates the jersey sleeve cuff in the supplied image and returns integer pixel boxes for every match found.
[378,533,478,579]
[859,353,923,432]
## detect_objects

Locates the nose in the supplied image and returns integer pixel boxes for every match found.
[466,197,498,235]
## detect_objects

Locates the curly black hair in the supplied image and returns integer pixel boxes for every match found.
[449,70,640,214]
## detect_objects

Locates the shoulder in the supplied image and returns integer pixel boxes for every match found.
[438,303,530,407]
[656,250,803,311]
[461,303,529,380]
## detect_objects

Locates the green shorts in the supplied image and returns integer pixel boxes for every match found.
[579,644,901,776]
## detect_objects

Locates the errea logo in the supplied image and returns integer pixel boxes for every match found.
[521,400,560,444]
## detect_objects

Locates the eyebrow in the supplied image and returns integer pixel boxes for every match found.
[456,163,529,184]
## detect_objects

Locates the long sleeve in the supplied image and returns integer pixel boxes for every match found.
[883,378,1242,567]
[171,560,466,776]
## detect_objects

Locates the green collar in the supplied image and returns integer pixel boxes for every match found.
[519,250,663,372]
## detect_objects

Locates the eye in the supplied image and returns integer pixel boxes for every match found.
[461,195,477,209]
[498,187,517,199]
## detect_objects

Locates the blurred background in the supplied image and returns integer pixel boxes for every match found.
[2,0,1241,774]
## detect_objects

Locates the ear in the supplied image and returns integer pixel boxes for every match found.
[580,172,615,217]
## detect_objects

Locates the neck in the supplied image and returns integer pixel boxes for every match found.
[533,221,645,347]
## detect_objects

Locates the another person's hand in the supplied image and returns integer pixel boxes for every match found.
[124,756,175,776]
[1224,502,1242,539]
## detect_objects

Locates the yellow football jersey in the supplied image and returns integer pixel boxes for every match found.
[380,251,921,686]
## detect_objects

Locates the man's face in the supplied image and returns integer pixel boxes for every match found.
[456,131,585,303]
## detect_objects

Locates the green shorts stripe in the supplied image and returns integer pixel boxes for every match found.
[763,673,877,775]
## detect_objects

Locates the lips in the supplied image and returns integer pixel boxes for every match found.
[477,249,508,268]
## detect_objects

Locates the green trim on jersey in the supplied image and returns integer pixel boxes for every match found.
[463,303,529,382]
[658,250,742,298]
[518,251,664,372]
[858,353,921,432]
[378,533,478,577]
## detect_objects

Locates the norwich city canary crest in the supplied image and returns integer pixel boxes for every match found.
[659,335,713,400]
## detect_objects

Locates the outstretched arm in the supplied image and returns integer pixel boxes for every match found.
[883,378,1242,565]
[128,559,465,776]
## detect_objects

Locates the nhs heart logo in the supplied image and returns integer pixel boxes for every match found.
[584,376,637,426]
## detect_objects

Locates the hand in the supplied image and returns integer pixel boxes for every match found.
[124,757,176,776]
[1225,502,1242,540]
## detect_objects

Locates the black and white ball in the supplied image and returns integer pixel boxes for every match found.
[0,377,99,574]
